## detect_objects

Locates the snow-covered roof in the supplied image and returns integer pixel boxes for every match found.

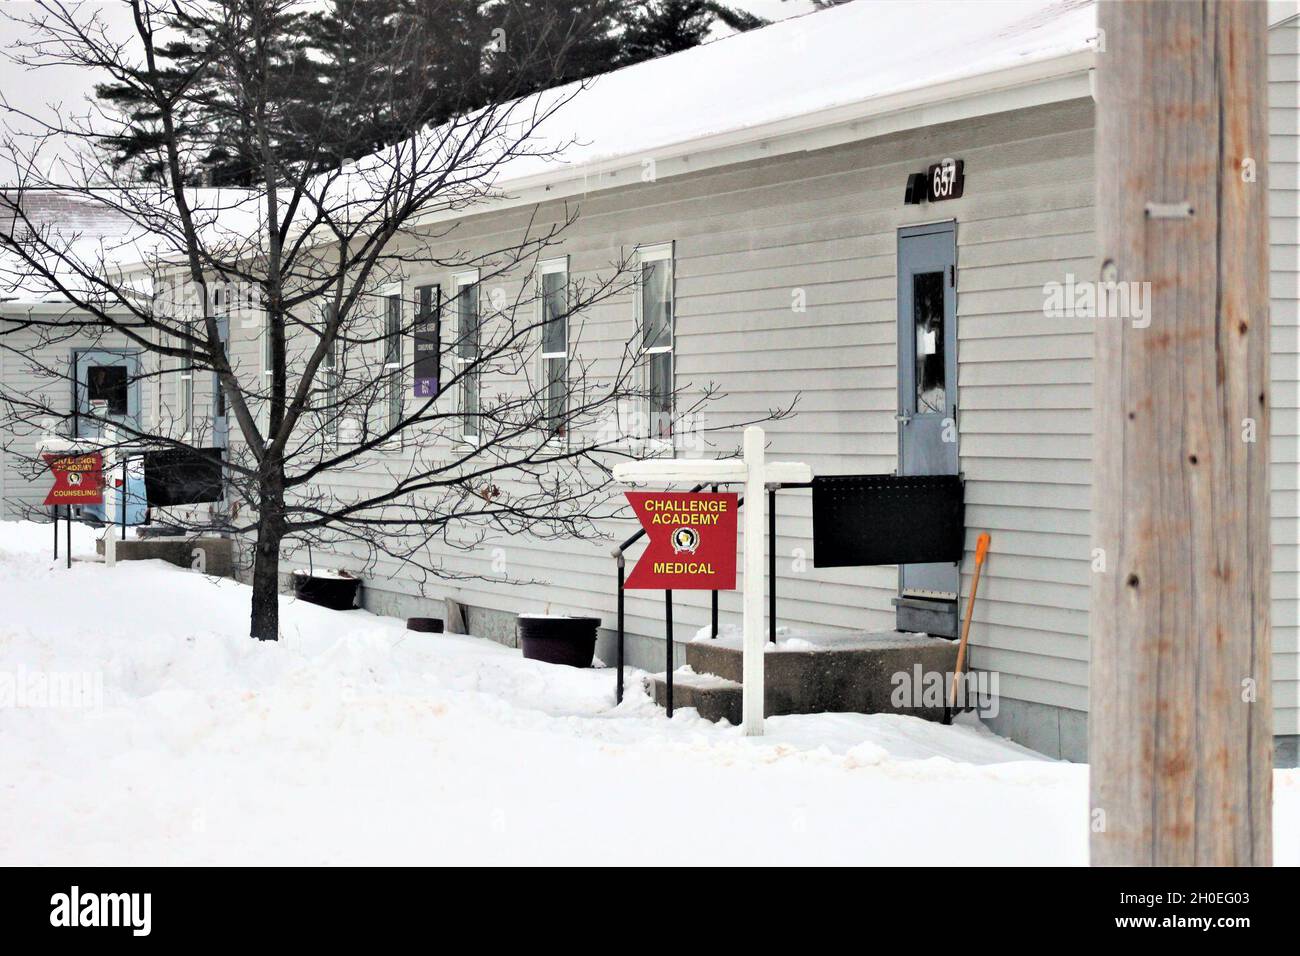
[0,189,133,305]
[514,0,1100,179]
[0,186,265,307]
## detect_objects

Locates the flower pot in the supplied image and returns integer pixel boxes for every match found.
[406,617,444,633]
[517,615,601,668]
[292,570,361,611]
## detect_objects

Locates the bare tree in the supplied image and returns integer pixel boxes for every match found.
[0,0,790,640]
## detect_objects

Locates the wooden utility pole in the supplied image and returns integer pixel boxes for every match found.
[1091,1,1272,865]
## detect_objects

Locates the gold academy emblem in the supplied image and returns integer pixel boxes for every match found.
[671,526,700,555]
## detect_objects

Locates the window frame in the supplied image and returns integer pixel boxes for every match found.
[636,242,674,446]
[319,303,342,446]
[178,320,195,442]
[379,282,404,447]
[538,256,569,446]
[452,269,481,444]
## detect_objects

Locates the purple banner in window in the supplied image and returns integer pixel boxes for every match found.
[413,284,440,398]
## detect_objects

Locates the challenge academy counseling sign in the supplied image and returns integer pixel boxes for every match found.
[624,491,738,590]
[42,452,104,507]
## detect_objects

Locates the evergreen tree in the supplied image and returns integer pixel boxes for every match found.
[95,2,321,185]
[94,0,768,184]
[617,1,764,64]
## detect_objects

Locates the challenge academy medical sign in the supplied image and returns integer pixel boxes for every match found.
[624,491,738,590]
[42,452,104,506]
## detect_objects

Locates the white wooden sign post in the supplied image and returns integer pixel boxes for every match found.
[613,425,811,736]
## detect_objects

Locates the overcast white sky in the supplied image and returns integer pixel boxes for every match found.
[0,0,818,185]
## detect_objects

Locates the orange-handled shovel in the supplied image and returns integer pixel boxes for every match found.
[949,532,991,712]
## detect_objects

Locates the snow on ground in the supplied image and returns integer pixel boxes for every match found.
[0,520,1295,865]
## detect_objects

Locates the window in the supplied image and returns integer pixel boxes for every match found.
[539,258,568,441]
[413,284,441,399]
[87,365,128,415]
[179,325,195,439]
[382,285,403,435]
[262,311,274,382]
[151,288,166,429]
[454,270,480,441]
[321,304,340,444]
[913,271,946,415]
[637,243,673,440]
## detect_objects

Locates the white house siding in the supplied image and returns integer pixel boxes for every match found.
[232,99,1101,733]
[1271,16,1300,739]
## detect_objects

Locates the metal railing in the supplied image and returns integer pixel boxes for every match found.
[612,481,811,714]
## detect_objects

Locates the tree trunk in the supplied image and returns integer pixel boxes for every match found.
[250,481,285,642]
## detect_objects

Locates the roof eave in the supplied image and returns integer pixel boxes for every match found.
[408,47,1099,230]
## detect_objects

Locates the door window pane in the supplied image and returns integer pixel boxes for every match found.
[87,365,128,415]
[913,271,945,415]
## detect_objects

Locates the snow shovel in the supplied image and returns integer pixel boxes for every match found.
[948,532,991,715]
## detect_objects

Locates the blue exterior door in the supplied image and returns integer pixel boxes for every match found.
[73,348,146,523]
[896,222,959,598]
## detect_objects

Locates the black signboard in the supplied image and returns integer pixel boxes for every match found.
[903,159,965,205]
[142,446,224,506]
[413,284,440,398]
[926,159,964,201]
[811,474,964,568]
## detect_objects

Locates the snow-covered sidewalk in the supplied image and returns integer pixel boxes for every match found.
[1,521,1295,865]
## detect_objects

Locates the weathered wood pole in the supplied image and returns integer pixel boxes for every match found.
[1091,0,1272,865]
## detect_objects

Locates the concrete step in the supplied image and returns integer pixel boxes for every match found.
[646,669,742,725]
[95,535,233,576]
[649,630,959,724]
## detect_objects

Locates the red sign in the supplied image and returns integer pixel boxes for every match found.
[42,452,104,506]
[624,491,738,591]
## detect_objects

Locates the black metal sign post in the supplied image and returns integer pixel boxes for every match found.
[615,556,625,704]
[768,485,777,644]
[65,505,71,569]
[664,590,674,718]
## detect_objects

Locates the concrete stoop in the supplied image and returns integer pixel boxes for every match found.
[94,535,234,577]
[647,630,959,725]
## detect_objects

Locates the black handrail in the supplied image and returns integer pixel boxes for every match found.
[613,481,812,712]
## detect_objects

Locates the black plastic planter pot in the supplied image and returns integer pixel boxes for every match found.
[292,572,361,611]
[406,617,444,633]
[518,616,601,668]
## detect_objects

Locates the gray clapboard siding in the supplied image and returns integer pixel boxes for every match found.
[219,99,1100,719]
[198,71,1297,738]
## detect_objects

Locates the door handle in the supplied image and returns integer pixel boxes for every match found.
[895,413,912,424]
